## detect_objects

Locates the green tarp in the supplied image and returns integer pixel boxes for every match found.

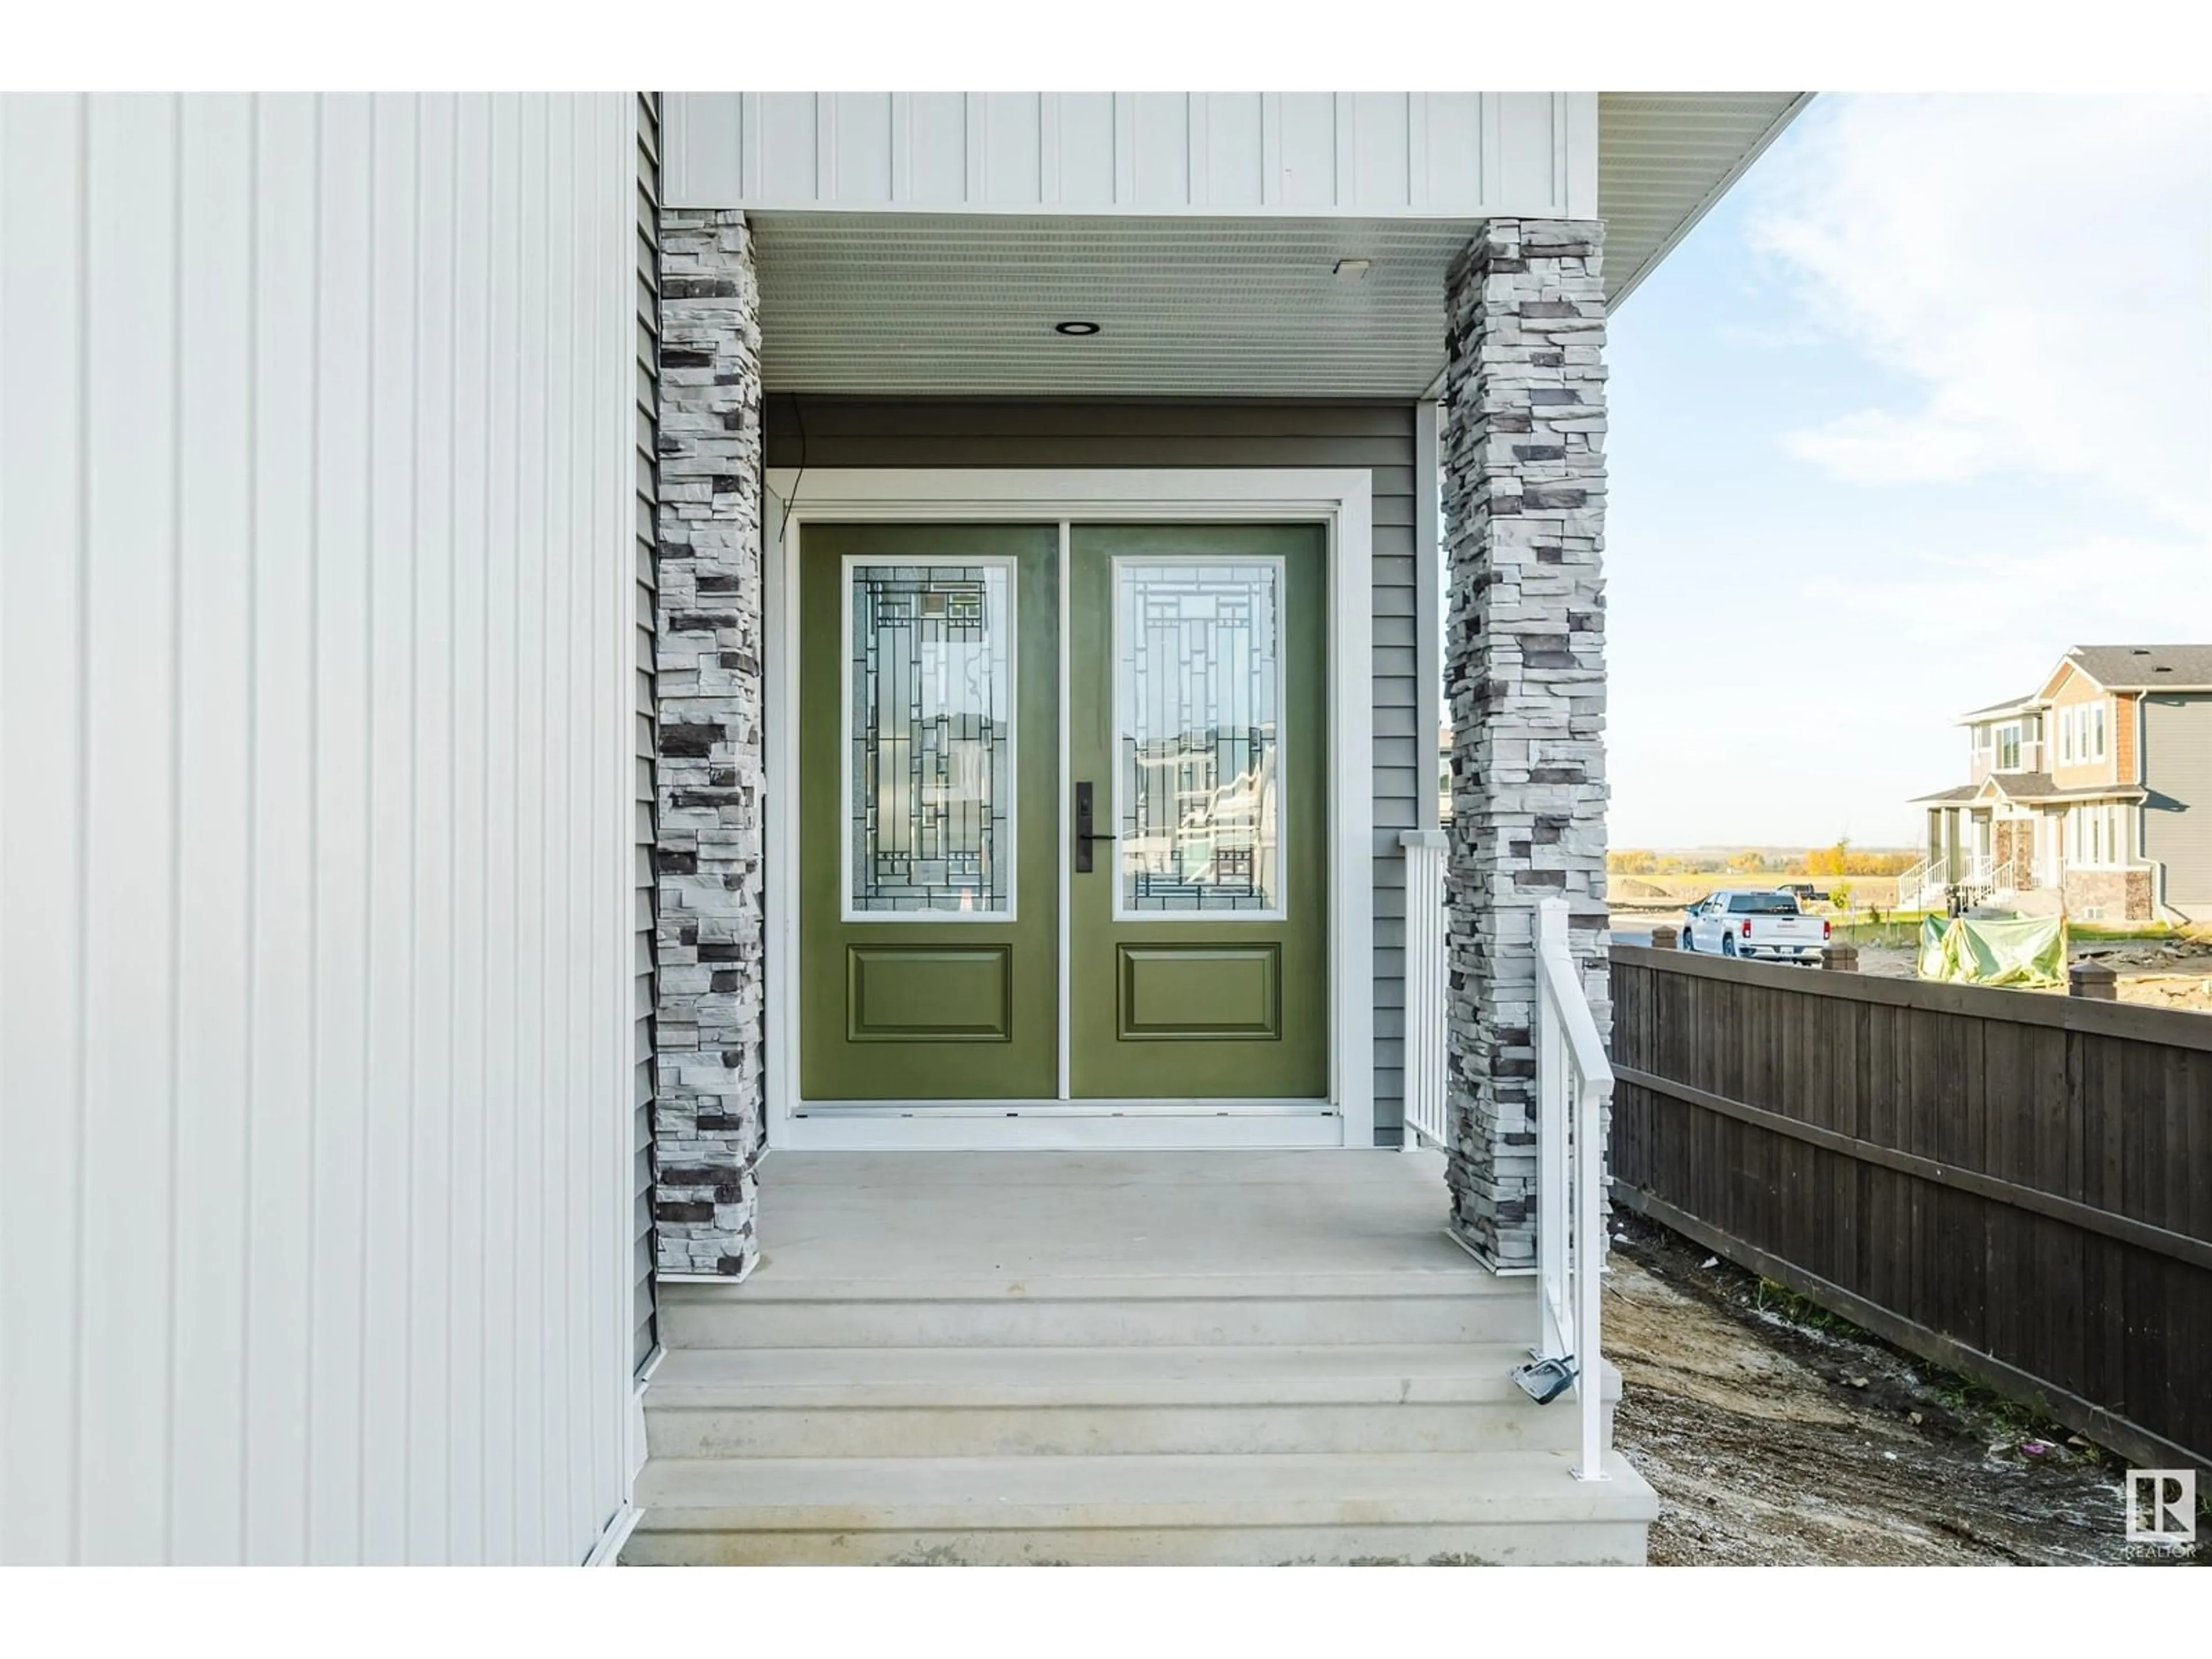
[1916,914,2067,988]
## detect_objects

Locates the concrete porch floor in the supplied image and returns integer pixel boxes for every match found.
[747,1147,1485,1285]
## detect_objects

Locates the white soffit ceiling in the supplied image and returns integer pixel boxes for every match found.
[1597,93,1811,303]
[752,214,1479,399]
[748,94,1810,400]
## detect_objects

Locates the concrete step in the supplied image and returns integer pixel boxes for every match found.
[658,1268,1532,1350]
[643,1343,1622,1459]
[1982,887,2064,918]
[623,1449,1658,1566]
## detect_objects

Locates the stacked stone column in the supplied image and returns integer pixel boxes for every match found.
[651,209,765,1278]
[1441,219,1612,1271]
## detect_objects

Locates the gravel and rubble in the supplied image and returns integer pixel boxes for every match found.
[1604,1213,2205,1566]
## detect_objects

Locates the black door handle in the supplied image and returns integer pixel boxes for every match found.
[1074,781,1115,873]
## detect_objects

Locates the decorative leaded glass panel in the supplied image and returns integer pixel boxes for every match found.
[1116,560,1282,914]
[848,562,1013,915]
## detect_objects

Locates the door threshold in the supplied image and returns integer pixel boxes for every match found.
[778,1106,1349,1152]
[799,1099,1335,1117]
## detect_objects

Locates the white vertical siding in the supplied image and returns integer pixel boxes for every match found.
[665,92,1601,218]
[0,92,640,1565]
[632,92,661,1373]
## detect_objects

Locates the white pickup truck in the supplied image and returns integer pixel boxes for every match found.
[1680,889,1831,963]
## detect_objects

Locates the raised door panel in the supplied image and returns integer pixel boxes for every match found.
[1117,944,1281,1041]
[848,945,1012,1041]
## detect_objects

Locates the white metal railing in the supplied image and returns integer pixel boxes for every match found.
[1949,855,2016,905]
[1399,831,1450,1150]
[1895,855,1947,912]
[1400,851,1611,1480]
[1532,896,1614,1482]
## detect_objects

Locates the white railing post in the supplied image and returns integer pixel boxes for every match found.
[1574,1054,1605,1482]
[1535,905,1567,1359]
[1531,895,1613,1483]
[1398,831,1449,1151]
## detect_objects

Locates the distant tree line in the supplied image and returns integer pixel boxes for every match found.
[1608,840,1914,879]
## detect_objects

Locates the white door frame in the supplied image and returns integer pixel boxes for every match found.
[762,467,1374,1151]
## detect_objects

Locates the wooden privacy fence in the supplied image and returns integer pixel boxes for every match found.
[1608,945,2212,1470]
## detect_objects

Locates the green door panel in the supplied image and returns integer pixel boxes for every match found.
[1116,945,1281,1040]
[847,945,1012,1041]
[1069,524,1328,1099]
[799,522,1058,1100]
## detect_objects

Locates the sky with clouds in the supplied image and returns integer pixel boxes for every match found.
[1603,93,2212,850]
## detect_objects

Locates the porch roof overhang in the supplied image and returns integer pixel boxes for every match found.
[2002,782,2149,805]
[750,213,1478,399]
[667,92,1809,400]
[1596,93,1815,305]
[1954,694,2041,726]
[1974,772,2149,806]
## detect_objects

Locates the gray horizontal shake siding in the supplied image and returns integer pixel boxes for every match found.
[763,396,1422,1143]
[2142,692,2212,915]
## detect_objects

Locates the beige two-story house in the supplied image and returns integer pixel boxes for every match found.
[1906,645,2212,923]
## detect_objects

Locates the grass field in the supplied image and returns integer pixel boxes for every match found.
[1610,872,1911,911]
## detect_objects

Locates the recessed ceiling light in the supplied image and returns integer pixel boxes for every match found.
[1054,320,1101,336]
[1333,258,1373,281]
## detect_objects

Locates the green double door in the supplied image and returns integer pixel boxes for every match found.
[798,521,1328,1104]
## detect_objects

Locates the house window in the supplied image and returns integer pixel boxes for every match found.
[2067,802,2128,870]
[2059,703,2105,768]
[1997,723,2021,771]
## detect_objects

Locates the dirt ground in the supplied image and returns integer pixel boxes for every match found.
[1605,1213,2205,1566]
